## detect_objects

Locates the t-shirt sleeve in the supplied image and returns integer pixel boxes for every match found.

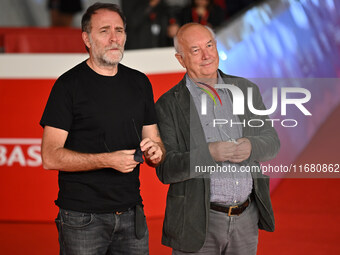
[40,77,73,131]
[143,76,158,125]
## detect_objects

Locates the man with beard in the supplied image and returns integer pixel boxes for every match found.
[40,3,164,255]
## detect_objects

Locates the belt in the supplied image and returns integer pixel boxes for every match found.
[114,207,133,215]
[210,197,251,216]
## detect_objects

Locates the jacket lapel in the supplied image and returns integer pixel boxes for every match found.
[174,77,207,150]
[174,78,191,128]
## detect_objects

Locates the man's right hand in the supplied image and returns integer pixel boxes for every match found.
[41,126,140,173]
[107,149,139,173]
[208,141,237,162]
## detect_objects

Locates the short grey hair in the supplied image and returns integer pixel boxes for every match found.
[174,25,216,54]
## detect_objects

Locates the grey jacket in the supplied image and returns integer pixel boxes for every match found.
[155,71,280,252]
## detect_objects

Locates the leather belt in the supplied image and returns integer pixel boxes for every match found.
[114,207,133,215]
[210,197,251,216]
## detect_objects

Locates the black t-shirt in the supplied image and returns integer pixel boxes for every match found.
[40,61,157,213]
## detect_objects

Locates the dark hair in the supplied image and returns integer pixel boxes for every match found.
[81,2,126,33]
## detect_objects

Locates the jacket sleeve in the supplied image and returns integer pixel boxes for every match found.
[155,95,214,184]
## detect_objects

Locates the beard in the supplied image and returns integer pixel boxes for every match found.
[89,37,125,67]
[99,45,124,66]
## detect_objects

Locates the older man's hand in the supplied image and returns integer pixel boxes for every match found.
[229,138,252,163]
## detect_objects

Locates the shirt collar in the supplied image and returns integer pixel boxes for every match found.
[185,70,225,95]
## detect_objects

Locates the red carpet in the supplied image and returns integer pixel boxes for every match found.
[1,104,339,254]
[258,104,340,255]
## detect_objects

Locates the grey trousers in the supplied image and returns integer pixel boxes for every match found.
[173,200,259,255]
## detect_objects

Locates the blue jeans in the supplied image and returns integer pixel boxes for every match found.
[55,207,149,255]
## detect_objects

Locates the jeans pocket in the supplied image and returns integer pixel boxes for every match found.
[60,209,94,229]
